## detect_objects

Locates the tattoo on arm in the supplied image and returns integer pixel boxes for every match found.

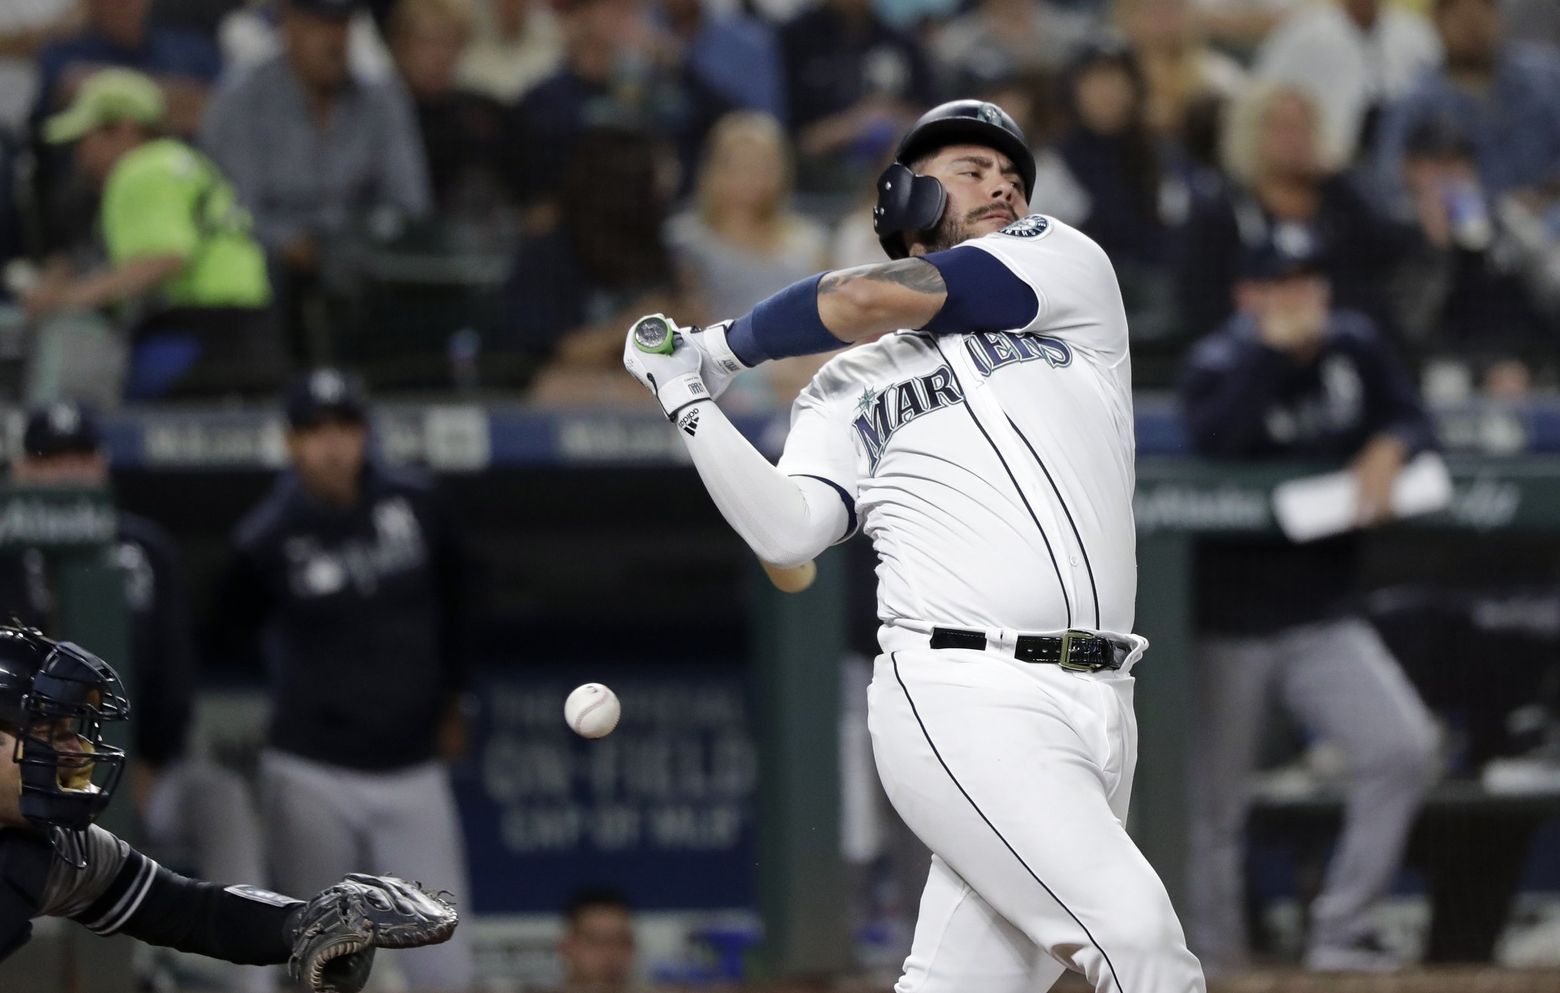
[819,259,947,297]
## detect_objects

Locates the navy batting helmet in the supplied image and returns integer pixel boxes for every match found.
[0,626,129,865]
[873,100,1037,260]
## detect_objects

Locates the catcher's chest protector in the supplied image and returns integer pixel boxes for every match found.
[0,830,51,961]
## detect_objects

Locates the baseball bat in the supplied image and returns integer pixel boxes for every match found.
[632,314,677,355]
[761,559,817,594]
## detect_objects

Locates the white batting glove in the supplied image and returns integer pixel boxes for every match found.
[682,319,752,400]
[623,317,710,420]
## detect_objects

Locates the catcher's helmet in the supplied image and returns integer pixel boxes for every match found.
[873,100,1037,260]
[0,626,129,864]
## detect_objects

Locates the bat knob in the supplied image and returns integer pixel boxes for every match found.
[633,315,676,355]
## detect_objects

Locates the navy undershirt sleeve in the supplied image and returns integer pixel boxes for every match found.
[919,245,1040,334]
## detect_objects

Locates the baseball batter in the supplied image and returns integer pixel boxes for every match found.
[624,101,1204,992]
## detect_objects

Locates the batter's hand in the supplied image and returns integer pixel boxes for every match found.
[681,319,751,399]
[623,315,710,419]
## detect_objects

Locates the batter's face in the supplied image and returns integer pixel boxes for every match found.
[909,143,1028,255]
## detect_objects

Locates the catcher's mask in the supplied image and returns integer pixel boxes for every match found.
[873,99,1037,260]
[0,626,129,867]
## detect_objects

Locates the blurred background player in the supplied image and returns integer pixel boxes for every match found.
[1179,237,1440,974]
[0,399,270,992]
[206,368,474,991]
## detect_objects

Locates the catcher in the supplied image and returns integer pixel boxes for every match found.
[0,624,459,992]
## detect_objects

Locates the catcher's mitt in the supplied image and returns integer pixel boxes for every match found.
[287,873,460,993]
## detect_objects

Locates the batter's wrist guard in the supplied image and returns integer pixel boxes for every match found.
[694,320,752,378]
[652,371,710,420]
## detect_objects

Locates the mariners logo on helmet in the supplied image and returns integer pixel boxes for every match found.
[978,103,1002,125]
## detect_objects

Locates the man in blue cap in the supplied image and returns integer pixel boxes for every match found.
[1179,238,1441,973]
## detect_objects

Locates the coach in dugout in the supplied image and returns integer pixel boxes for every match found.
[206,368,474,990]
[1179,236,1439,975]
[23,67,283,400]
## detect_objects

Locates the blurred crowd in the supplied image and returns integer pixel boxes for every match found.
[0,0,1554,410]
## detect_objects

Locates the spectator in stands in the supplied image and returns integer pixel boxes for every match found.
[1179,236,1440,976]
[457,0,562,103]
[207,368,474,992]
[151,0,250,42]
[1176,82,1408,341]
[930,0,1095,94]
[1391,117,1552,395]
[31,0,221,137]
[0,0,78,133]
[201,0,431,364]
[668,113,827,331]
[216,0,395,81]
[389,0,515,216]
[560,888,637,993]
[667,112,831,410]
[1255,0,1440,165]
[1376,0,1560,203]
[513,0,727,207]
[1057,40,1197,344]
[1503,0,1560,49]
[777,0,935,188]
[509,126,685,401]
[660,0,785,122]
[1116,0,1245,158]
[0,400,270,993]
[1190,0,1302,54]
[23,69,280,400]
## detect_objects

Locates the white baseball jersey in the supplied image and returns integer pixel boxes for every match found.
[779,215,1138,635]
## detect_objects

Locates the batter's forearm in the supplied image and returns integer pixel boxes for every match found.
[722,260,948,367]
[676,401,846,566]
[816,259,948,342]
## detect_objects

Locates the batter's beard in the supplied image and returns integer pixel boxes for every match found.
[920,206,1015,253]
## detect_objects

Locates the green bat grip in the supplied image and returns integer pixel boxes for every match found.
[632,315,676,355]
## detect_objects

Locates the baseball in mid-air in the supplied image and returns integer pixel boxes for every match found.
[564,683,621,738]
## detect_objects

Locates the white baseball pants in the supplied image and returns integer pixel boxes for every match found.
[869,637,1206,993]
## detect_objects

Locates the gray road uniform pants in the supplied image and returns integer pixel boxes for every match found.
[259,750,474,991]
[1187,617,1438,969]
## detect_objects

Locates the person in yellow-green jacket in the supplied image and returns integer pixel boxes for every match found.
[24,67,285,399]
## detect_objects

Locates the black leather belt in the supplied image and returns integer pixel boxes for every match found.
[929,627,1127,672]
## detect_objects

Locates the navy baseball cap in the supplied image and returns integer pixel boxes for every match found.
[285,369,368,429]
[22,402,102,458]
[1238,230,1326,282]
[286,0,360,19]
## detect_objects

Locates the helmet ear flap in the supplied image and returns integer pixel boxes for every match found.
[873,162,947,260]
